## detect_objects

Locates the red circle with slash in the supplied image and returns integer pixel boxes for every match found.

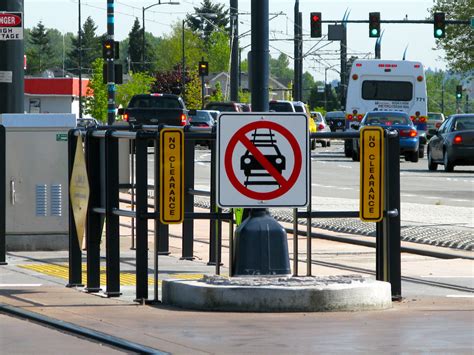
[224,120,302,200]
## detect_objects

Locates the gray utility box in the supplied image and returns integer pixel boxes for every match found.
[0,114,76,251]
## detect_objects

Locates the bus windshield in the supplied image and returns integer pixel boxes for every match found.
[362,81,413,101]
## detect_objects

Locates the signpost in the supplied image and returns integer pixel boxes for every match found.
[160,128,184,224]
[217,113,308,208]
[359,126,384,222]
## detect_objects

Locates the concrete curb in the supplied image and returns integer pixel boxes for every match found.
[162,276,392,312]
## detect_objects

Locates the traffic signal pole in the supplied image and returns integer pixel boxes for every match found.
[106,0,115,125]
[0,0,24,114]
[230,0,239,102]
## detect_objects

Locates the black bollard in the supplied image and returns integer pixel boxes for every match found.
[233,209,290,276]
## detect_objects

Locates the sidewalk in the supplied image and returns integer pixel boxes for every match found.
[1,210,473,354]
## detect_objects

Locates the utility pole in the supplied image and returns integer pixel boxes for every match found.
[293,0,302,101]
[106,0,115,125]
[340,24,347,110]
[78,0,82,118]
[0,0,24,114]
[230,0,239,102]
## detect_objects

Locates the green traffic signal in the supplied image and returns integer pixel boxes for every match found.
[434,28,444,38]
[371,28,379,37]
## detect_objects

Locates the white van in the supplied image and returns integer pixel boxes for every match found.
[344,59,428,157]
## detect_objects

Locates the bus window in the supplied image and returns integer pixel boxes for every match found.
[362,81,413,101]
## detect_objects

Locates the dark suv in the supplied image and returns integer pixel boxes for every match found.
[205,101,243,112]
[325,111,346,132]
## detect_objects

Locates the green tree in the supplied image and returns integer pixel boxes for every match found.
[425,69,462,115]
[207,30,230,73]
[116,71,155,109]
[128,18,144,72]
[66,17,102,75]
[428,1,474,73]
[209,81,224,102]
[270,53,293,84]
[84,58,107,122]
[185,71,204,109]
[27,21,54,75]
[302,71,315,103]
[186,0,229,44]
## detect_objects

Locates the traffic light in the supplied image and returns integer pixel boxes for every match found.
[433,12,445,38]
[456,85,462,100]
[369,12,380,38]
[198,61,209,76]
[102,40,119,60]
[310,12,322,38]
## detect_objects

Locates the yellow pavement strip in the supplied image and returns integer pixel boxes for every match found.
[18,263,205,286]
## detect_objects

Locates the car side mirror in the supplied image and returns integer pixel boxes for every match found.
[188,109,197,116]
[117,108,124,115]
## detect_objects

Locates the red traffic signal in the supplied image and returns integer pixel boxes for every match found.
[310,12,322,38]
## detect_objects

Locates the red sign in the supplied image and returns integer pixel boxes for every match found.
[0,14,22,27]
[224,120,302,201]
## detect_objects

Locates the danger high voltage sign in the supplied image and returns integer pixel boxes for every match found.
[0,12,23,40]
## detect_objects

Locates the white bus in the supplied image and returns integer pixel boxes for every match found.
[344,59,428,157]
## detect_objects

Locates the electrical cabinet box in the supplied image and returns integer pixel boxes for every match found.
[0,114,76,251]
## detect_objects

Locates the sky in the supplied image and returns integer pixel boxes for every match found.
[21,0,446,82]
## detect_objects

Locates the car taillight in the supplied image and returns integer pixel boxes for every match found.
[318,124,325,130]
[357,114,363,121]
[123,113,129,122]
[400,129,417,137]
[347,114,353,120]
[180,113,187,126]
[419,116,427,123]
[453,135,462,144]
[435,122,441,128]
[410,116,415,121]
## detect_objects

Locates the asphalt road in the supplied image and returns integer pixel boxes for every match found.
[148,141,473,231]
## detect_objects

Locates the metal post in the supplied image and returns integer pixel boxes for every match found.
[142,6,145,71]
[0,0,24,114]
[106,0,115,125]
[292,208,298,276]
[182,20,186,100]
[78,0,82,118]
[208,136,220,265]
[251,0,269,111]
[340,25,347,110]
[0,125,6,265]
[441,78,445,113]
[386,132,401,300]
[182,129,195,260]
[297,11,303,101]
[293,0,299,101]
[201,74,205,108]
[230,0,239,102]
[155,134,170,255]
[306,167,312,276]
[105,130,121,297]
[130,140,135,249]
[85,131,102,293]
[67,130,83,285]
[135,132,149,302]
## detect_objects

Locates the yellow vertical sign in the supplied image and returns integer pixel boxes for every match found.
[160,128,184,224]
[360,126,384,222]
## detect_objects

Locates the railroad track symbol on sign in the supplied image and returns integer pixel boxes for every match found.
[218,114,308,208]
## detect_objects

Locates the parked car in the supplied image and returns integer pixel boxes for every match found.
[188,109,215,148]
[76,117,99,129]
[205,101,242,112]
[351,111,419,162]
[269,100,295,112]
[427,114,474,172]
[325,111,346,132]
[269,100,317,150]
[427,112,445,139]
[311,112,331,147]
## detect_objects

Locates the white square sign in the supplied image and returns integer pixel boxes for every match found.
[217,112,309,208]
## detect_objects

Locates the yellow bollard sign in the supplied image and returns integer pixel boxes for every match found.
[160,128,184,224]
[359,126,384,222]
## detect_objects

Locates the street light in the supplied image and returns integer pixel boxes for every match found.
[142,1,180,70]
